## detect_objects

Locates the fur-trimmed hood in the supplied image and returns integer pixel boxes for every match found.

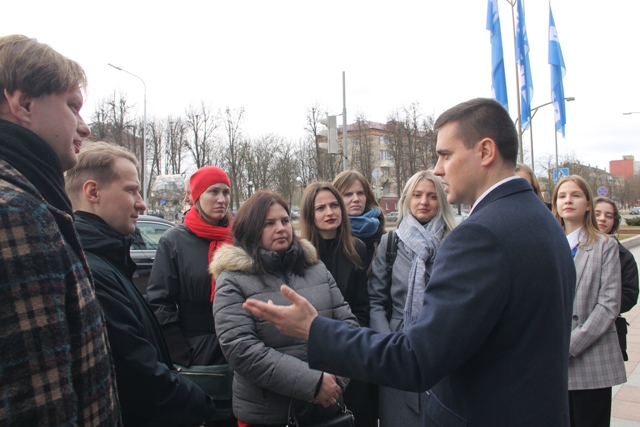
[209,238,319,280]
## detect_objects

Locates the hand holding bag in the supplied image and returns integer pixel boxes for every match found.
[287,400,355,427]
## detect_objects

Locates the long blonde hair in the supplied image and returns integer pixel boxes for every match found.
[552,175,603,247]
[397,170,457,235]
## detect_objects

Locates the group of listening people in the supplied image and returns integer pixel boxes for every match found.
[0,34,637,427]
[146,164,458,427]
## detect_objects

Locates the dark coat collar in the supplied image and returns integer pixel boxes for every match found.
[472,177,532,215]
[74,211,136,278]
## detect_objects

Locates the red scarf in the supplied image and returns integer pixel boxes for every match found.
[183,208,233,301]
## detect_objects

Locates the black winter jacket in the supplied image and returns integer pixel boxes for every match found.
[75,211,216,426]
[319,237,370,326]
[147,224,228,366]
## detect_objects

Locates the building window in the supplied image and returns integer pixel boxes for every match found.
[385,202,389,210]
[380,150,391,160]
[352,137,360,146]
[380,136,389,146]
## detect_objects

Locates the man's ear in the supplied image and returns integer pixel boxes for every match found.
[2,89,33,125]
[479,137,498,167]
[82,180,101,204]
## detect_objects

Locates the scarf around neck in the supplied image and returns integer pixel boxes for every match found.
[184,208,233,301]
[0,119,72,215]
[396,210,446,329]
[349,207,381,239]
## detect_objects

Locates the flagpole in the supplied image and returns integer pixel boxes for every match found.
[508,0,524,163]
[529,124,534,170]
[554,128,559,171]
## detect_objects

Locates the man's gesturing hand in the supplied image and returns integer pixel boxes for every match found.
[243,285,318,340]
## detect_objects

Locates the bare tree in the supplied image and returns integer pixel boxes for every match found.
[305,102,337,181]
[350,113,377,182]
[417,114,437,170]
[89,98,110,140]
[272,139,299,206]
[146,117,164,197]
[385,110,407,197]
[185,101,217,169]
[164,116,187,175]
[294,138,316,189]
[219,106,247,210]
[245,134,282,193]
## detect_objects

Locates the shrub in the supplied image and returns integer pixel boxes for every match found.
[625,217,640,226]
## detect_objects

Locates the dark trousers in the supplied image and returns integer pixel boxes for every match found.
[569,388,612,427]
[343,379,378,427]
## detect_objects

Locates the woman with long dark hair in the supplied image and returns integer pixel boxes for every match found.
[300,182,369,325]
[553,176,626,427]
[212,191,358,427]
[298,182,372,427]
[594,197,638,361]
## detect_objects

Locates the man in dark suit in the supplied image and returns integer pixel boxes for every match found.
[245,98,576,427]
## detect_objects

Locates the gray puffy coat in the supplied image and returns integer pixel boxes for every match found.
[211,239,358,425]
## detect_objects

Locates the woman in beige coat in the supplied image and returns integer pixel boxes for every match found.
[553,175,625,427]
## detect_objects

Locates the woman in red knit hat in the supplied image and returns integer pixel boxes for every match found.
[147,166,236,426]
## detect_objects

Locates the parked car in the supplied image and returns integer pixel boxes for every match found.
[130,215,177,295]
[631,207,640,215]
[290,209,300,220]
[147,209,165,219]
[385,211,399,222]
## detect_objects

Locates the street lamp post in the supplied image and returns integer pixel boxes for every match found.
[515,96,575,171]
[108,63,147,206]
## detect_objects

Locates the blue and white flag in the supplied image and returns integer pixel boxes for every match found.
[515,0,533,130]
[486,0,508,111]
[549,6,567,137]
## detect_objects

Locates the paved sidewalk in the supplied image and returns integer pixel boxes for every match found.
[612,242,640,426]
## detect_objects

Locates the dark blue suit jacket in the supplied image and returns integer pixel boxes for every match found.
[308,179,575,427]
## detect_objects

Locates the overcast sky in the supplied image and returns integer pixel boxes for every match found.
[4,0,639,174]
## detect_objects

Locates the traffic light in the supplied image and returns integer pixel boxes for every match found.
[318,115,338,154]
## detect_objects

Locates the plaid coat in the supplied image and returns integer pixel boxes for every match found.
[0,159,121,426]
[568,232,626,390]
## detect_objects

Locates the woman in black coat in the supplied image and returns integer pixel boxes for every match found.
[147,166,236,427]
[300,182,372,427]
[595,196,639,360]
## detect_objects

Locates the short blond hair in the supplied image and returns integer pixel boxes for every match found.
[65,142,138,207]
[0,34,87,99]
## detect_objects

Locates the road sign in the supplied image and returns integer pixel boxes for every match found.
[372,167,383,181]
[597,186,608,197]
[554,168,570,184]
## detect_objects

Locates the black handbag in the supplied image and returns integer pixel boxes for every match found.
[176,364,234,420]
[287,400,355,427]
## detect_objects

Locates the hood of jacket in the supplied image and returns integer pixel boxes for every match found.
[209,238,318,280]
[74,210,137,279]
